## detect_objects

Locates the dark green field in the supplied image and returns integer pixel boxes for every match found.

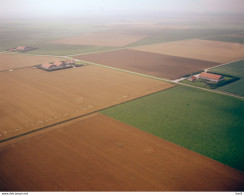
[210,60,244,96]
[128,28,242,47]
[180,76,237,89]
[101,86,244,171]
[203,33,244,44]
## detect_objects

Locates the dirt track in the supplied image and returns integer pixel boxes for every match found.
[75,49,219,79]
[0,65,172,141]
[131,39,244,63]
[0,113,243,191]
[0,53,64,70]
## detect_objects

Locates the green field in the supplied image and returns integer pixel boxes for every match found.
[101,86,244,171]
[180,76,238,89]
[203,33,244,44]
[0,20,112,55]
[210,60,244,96]
[128,28,242,47]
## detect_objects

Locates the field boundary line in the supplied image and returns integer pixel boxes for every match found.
[75,59,244,101]
[66,30,244,57]
[205,59,244,71]
[0,86,175,144]
[0,66,36,72]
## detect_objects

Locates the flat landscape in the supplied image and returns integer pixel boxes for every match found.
[101,86,244,171]
[210,60,244,96]
[1,3,244,192]
[0,65,173,142]
[0,53,64,70]
[75,49,219,80]
[131,39,244,63]
[203,32,244,44]
[50,29,149,47]
[0,113,243,191]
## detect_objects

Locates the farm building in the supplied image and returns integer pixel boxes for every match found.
[199,72,224,82]
[188,75,197,82]
[38,60,81,71]
[8,46,38,52]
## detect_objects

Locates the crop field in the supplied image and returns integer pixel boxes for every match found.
[49,23,179,48]
[0,53,64,70]
[131,39,244,63]
[0,113,243,191]
[50,29,149,47]
[210,60,244,96]
[101,86,244,171]
[0,65,173,142]
[128,28,241,47]
[0,20,112,55]
[75,49,219,80]
[203,32,244,44]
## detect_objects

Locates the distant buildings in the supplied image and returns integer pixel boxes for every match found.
[38,60,78,71]
[8,46,38,52]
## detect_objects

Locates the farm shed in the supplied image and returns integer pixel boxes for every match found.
[199,72,224,82]
[188,75,197,82]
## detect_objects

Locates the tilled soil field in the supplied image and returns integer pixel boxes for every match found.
[0,113,243,191]
[0,65,173,142]
[0,53,64,70]
[131,39,244,63]
[75,49,219,80]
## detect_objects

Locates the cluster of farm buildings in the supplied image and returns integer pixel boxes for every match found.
[8,46,37,52]
[188,72,224,83]
[38,60,77,71]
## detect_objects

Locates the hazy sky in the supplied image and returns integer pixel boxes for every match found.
[1,0,243,18]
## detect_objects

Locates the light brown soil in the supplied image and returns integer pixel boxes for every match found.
[50,29,148,47]
[0,65,173,141]
[0,113,243,191]
[131,39,244,63]
[75,49,219,80]
[0,53,64,70]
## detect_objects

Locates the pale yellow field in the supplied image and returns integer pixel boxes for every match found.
[131,39,244,63]
[0,65,173,141]
[0,53,64,70]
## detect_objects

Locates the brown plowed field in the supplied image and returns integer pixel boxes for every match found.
[131,39,244,63]
[0,113,243,191]
[0,53,64,70]
[75,49,219,80]
[50,29,148,47]
[0,65,173,141]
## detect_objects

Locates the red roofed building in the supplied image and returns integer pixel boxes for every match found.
[66,60,75,65]
[16,46,26,50]
[52,61,64,66]
[199,72,224,82]
[41,63,55,69]
[188,75,197,82]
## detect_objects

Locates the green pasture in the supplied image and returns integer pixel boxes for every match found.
[128,28,242,47]
[101,86,244,171]
[202,33,244,44]
[210,60,244,96]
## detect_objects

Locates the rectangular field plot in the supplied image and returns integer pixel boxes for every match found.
[101,86,244,171]
[0,66,173,142]
[210,60,244,96]
[131,39,244,63]
[0,53,64,70]
[50,29,148,47]
[0,113,243,191]
[203,32,244,44]
[75,49,219,80]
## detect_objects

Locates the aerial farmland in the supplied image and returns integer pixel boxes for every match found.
[0,0,244,193]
